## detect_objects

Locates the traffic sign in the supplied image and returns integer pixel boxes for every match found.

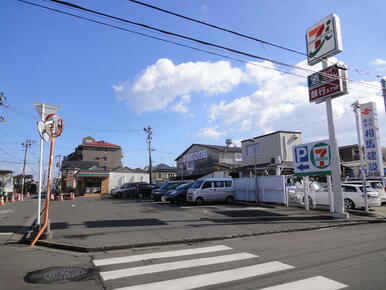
[293,140,331,176]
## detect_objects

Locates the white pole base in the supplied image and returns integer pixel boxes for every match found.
[332,212,350,219]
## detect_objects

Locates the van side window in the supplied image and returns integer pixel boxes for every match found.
[225,181,232,187]
[202,181,212,189]
[214,181,224,188]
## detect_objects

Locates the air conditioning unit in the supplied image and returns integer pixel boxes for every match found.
[270,156,282,165]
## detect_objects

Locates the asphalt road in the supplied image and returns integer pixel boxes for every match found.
[92,222,386,290]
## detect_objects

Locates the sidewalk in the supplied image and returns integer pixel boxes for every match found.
[22,197,385,252]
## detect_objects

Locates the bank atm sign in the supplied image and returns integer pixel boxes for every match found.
[293,140,331,176]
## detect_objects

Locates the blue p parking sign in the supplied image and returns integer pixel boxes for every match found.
[295,146,308,163]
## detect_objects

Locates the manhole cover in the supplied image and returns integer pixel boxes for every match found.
[25,266,97,284]
[45,267,88,281]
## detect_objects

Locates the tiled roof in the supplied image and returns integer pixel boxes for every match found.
[61,161,99,170]
[175,144,241,161]
[154,163,176,171]
[82,141,121,148]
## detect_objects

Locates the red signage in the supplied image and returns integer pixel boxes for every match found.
[307,64,347,103]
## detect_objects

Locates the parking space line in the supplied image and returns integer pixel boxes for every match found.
[94,245,232,266]
[0,232,14,235]
[113,261,294,290]
[101,252,257,281]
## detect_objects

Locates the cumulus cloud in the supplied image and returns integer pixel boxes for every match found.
[198,126,225,139]
[371,58,386,72]
[207,59,384,145]
[114,58,244,113]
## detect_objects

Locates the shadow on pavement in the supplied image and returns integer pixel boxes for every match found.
[84,219,167,227]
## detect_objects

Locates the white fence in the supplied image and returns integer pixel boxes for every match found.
[234,176,286,204]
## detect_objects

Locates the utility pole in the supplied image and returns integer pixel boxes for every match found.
[21,140,34,194]
[144,126,153,184]
[55,154,62,193]
[0,92,8,123]
[382,79,386,118]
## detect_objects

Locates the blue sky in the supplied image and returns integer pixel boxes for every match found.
[1,0,385,178]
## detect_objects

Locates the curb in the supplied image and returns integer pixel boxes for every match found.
[23,219,385,253]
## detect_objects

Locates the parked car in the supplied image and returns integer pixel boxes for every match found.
[300,183,381,209]
[186,178,234,205]
[151,181,189,201]
[134,183,159,198]
[165,182,193,203]
[111,182,158,198]
[342,180,386,204]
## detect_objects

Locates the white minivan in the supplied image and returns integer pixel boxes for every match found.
[186,178,234,205]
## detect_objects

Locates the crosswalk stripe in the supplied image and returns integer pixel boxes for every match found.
[101,252,257,281]
[94,245,232,266]
[113,261,294,290]
[259,276,348,290]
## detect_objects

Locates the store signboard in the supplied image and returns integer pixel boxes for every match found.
[360,102,384,176]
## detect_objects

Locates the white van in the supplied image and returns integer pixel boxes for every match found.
[186,178,234,205]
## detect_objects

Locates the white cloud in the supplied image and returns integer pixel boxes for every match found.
[170,95,193,116]
[198,126,225,139]
[206,59,384,146]
[114,58,244,113]
[371,58,386,72]
[372,58,386,66]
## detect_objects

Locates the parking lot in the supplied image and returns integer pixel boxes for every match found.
[22,195,377,252]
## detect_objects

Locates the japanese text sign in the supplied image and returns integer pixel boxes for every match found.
[308,64,348,103]
[360,102,384,176]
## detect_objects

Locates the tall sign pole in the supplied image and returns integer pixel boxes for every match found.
[306,14,348,218]
[352,101,369,213]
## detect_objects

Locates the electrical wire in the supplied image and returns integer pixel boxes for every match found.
[126,0,385,79]
[17,0,382,94]
[27,0,382,91]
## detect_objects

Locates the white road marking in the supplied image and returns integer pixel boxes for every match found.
[0,232,14,235]
[259,276,348,290]
[113,261,294,290]
[101,252,257,281]
[94,245,232,266]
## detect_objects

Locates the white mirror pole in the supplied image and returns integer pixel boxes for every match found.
[37,104,45,225]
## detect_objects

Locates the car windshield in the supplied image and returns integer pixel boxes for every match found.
[159,183,170,189]
[176,183,190,190]
[167,183,181,189]
[191,180,204,188]
[360,186,377,193]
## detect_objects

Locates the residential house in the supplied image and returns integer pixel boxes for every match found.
[109,167,149,192]
[175,143,242,180]
[152,163,176,184]
[240,131,302,176]
[64,136,122,169]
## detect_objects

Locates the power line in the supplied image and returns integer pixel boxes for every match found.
[126,0,385,79]
[19,0,382,93]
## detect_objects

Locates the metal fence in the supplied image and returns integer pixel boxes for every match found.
[234,176,286,204]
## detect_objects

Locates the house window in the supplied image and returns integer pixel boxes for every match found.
[159,173,162,178]
[246,143,260,155]
[187,161,194,170]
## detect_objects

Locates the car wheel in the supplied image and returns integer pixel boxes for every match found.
[160,195,167,202]
[344,198,355,209]
[226,196,234,204]
[195,197,204,206]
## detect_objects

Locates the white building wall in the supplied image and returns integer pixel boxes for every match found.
[242,132,302,167]
[108,172,150,192]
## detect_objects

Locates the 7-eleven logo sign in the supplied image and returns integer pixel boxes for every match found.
[306,14,342,66]
[308,19,332,58]
[310,143,331,169]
